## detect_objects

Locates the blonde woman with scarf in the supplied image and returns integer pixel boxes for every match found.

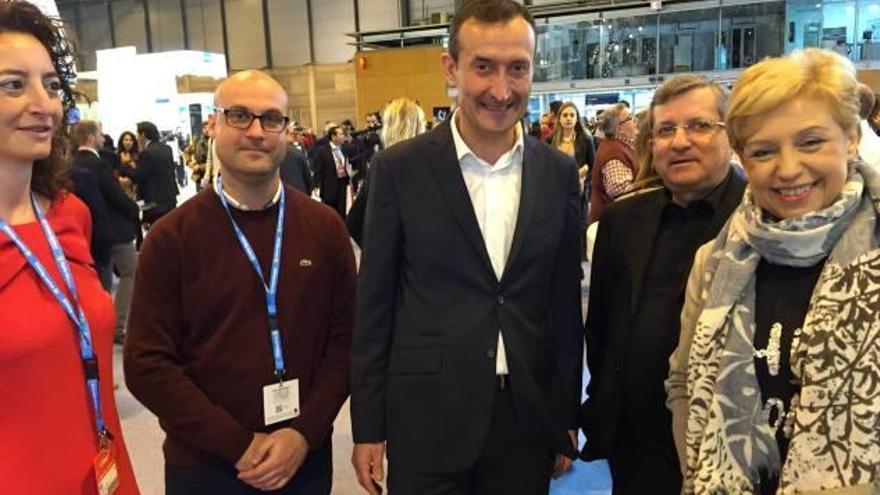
[666,48,880,494]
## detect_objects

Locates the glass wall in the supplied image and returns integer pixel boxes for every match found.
[721,2,785,69]
[533,0,787,83]
[786,0,880,60]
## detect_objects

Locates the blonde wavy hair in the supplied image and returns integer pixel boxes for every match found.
[726,48,860,154]
[381,98,426,148]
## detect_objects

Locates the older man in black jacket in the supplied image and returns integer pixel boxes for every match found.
[581,75,747,495]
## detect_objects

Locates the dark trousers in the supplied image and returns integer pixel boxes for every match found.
[388,387,555,495]
[333,177,348,217]
[608,430,681,495]
[165,442,332,495]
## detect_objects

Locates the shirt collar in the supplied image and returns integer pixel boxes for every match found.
[450,110,524,165]
[214,176,283,211]
[663,165,733,213]
[613,136,635,148]
[78,146,100,158]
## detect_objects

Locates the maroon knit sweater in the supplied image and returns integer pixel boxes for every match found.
[124,185,356,468]
[590,138,639,223]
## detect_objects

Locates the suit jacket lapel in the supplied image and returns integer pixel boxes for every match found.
[427,122,496,280]
[500,139,537,285]
[628,192,666,316]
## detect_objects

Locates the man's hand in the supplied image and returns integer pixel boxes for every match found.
[352,442,385,495]
[552,429,578,479]
[237,428,310,491]
[235,433,269,472]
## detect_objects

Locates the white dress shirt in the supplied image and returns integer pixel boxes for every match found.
[450,111,524,376]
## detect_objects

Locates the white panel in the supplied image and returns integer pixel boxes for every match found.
[225,0,267,69]
[185,0,225,53]
[150,0,186,51]
[311,0,355,63]
[268,0,310,65]
[358,0,400,31]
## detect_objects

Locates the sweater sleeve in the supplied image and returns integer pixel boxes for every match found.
[665,240,713,475]
[289,214,356,449]
[124,223,253,464]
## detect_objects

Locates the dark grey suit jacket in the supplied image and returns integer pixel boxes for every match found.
[351,121,584,473]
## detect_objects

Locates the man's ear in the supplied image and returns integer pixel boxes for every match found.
[440,52,458,88]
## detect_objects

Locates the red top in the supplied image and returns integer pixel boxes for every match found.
[0,193,138,495]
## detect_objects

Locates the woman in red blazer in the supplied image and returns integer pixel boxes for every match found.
[0,2,138,493]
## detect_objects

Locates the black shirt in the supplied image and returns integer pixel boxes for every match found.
[622,170,739,434]
[755,259,825,495]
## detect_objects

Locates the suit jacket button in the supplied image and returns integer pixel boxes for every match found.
[497,295,505,305]
[486,348,496,359]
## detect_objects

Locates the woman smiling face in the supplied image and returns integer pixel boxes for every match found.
[739,97,858,220]
[0,31,62,166]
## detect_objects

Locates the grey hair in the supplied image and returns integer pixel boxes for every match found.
[601,103,628,138]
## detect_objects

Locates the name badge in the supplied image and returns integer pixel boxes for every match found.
[263,379,300,426]
[93,443,119,495]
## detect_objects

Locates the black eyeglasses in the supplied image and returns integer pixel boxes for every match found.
[216,107,289,133]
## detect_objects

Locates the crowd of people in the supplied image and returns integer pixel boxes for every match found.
[3,0,880,494]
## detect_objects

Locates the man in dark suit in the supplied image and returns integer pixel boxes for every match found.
[351,2,583,494]
[580,75,748,495]
[71,120,140,339]
[279,123,314,195]
[69,150,112,283]
[313,125,350,217]
[122,121,178,227]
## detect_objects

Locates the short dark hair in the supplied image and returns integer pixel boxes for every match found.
[327,125,342,138]
[549,101,562,116]
[137,121,160,142]
[0,0,77,200]
[448,0,535,60]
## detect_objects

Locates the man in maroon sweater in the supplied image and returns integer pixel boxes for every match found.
[124,70,356,494]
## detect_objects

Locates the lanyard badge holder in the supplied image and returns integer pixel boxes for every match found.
[216,178,300,426]
[0,195,119,494]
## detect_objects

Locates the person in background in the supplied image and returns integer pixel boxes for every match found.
[856,83,880,168]
[589,102,639,222]
[117,130,139,170]
[125,70,355,494]
[667,48,880,495]
[116,130,139,197]
[582,74,746,495]
[549,102,596,232]
[313,125,351,217]
[346,97,426,248]
[278,122,314,194]
[71,120,139,342]
[186,121,210,192]
[120,121,178,229]
[0,1,139,492]
[868,92,880,136]
[69,122,113,287]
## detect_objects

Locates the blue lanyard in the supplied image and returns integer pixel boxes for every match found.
[215,177,287,379]
[0,195,108,443]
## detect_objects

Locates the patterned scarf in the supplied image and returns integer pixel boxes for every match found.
[685,160,880,493]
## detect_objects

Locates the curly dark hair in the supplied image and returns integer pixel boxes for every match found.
[0,0,77,200]
[117,131,140,159]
